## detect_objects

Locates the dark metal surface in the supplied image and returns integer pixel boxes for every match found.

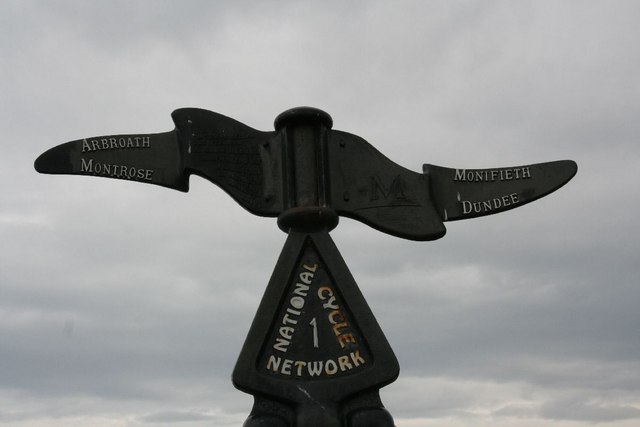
[34,130,186,190]
[233,231,398,427]
[34,107,577,240]
[327,130,445,240]
[34,108,280,216]
[424,161,577,221]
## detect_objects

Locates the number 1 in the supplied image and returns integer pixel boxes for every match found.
[309,317,319,348]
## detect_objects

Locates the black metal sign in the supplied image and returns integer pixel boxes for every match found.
[35,107,577,426]
[35,107,576,240]
[233,231,397,427]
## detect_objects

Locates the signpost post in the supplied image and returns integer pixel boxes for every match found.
[35,107,577,426]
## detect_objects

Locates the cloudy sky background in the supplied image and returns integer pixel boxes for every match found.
[2,1,639,426]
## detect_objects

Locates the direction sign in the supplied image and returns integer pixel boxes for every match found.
[35,107,577,239]
[425,161,577,221]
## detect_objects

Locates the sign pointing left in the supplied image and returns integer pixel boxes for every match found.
[34,108,281,217]
[34,130,187,191]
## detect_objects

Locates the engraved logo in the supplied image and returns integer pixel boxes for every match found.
[259,244,370,380]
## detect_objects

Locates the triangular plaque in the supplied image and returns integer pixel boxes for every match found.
[233,231,398,405]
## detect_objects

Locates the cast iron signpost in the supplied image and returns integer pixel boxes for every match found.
[35,107,577,427]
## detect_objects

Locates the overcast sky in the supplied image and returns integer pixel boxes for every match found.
[2,1,639,426]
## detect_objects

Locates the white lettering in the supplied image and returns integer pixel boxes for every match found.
[303,263,318,272]
[281,359,293,375]
[453,167,533,182]
[459,193,520,216]
[80,158,93,172]
[79,158,153,182]
[264,351,367,378]
[273,338,289,353]
[78,135,152,152]
[308,361,323,377]
[290,296,304,309]
[282,313,298,326]
[279,326,294,340]
[299,271,314,284]
[267,355,281,372]
[269,260,319,357]
[338,355,352,371]
[325,359,338,375]
[350,350,365,367]
[295,360,306,376]
[286,307,301,316]
[293,282,309,297]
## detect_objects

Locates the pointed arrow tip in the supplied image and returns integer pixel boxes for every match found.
[557,159,578,185]
[34,143,75,174]
[34,152,48,173]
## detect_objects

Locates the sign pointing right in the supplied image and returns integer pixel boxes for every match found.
[424,160,578,221]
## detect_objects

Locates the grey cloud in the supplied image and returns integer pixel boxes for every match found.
[139,410,213,423]
[541,397,640,423]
